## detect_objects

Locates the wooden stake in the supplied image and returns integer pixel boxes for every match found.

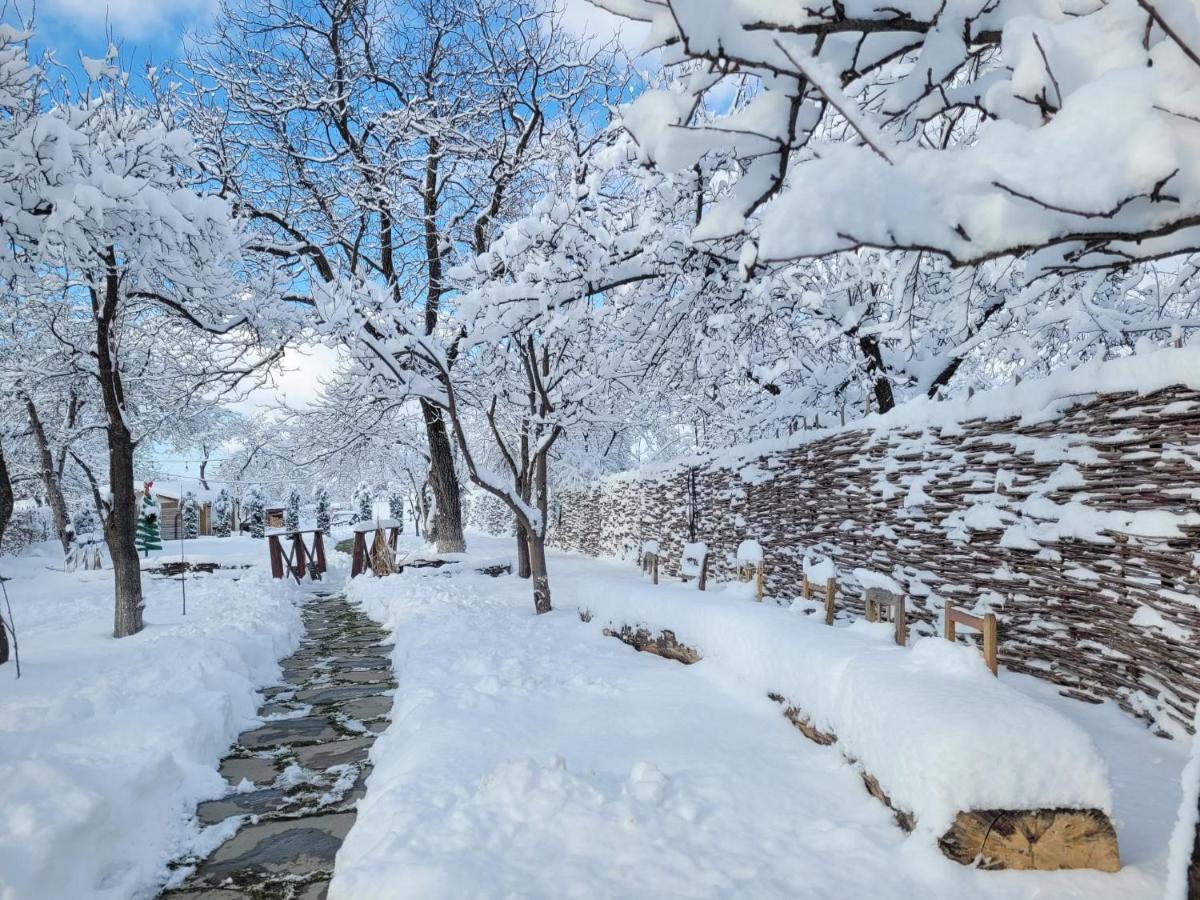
[824,577,836,626]
[698,554,708,591]
[982,612,998,676]
[756,563,765,601]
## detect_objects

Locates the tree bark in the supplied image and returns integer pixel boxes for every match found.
[527,531,552,615]
[516,433,531,578]
[0,438,13,665]
[422,399,465,553]
[515,519,531,578]
[24,396,72,551]
[94,263,144,639]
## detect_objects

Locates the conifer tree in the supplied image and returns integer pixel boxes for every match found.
[351,482,372,524]
[314,486,331,536]
[182,491,200,539]
[285,489,301,532]
[388,484,405,525]
[135,484,162,557]
[244,487,266,539]
[213,488,233,537]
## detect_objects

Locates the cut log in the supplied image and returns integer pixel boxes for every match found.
[939,808,1120,872]
[603,625,701,664]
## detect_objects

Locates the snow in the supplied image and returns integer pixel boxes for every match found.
[735,538,762,565]
[351,518,401,533]
[679,541,707,577]
[330,534,1182,899]
[0,536,305,900]
[1166,706,1200,900]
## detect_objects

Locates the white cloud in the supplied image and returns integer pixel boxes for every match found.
[232,342,344,416]
[39,0,215,43]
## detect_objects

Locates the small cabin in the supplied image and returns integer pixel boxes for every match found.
[148,487,216,540]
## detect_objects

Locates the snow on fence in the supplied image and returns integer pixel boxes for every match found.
[545,350,1200,738]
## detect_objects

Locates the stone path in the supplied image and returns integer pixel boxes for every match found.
[161,592,394,900]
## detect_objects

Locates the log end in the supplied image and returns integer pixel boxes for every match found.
[939,808,1120,872]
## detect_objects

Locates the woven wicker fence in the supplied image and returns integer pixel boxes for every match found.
[536,385,1200,738]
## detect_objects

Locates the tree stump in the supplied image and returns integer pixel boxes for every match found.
[939,808,1120,872]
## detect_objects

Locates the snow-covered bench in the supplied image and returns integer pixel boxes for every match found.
[639,540,660,584]
[735,539,765,600]
[679,541,708,590]
[580,580,1120,872]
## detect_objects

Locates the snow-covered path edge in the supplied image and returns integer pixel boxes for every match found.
[0,538,306,900]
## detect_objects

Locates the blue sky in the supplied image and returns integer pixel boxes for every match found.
[27,0,214,76]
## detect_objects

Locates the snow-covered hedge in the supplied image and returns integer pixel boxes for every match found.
[572,577,1112,837]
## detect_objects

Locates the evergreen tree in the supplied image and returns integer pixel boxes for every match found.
[182,491,200,539]
[213,488,233,537]
[135,484,162,557]
[285,489,301,532]
[351,482,372,524]
[72,505,97,537]
[244,487,266,539]
[314,486,331,536]
[388,484,405,525]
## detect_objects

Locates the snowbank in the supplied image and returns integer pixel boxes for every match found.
[1166,707,1200,899]
[331,536,1173,898]
[570,576,1112,835]
[0,537,304,900]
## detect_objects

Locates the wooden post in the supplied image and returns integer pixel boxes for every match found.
[895,601,907,647]
[351,531,366,577]
[313,531,327,574]
[289,533,306,580]
[268,534,284,580]
[756,563,764,601]
[982,612,998,676]
[698,554,708,591]
[652,555,659,585]
[823,577,836,626]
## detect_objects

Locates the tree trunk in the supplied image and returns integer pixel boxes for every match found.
[0,438,13,665]
[515,519,531,578]
[516,434,531,578]
[24,396,72,551]
[527,531,552,614]
[94,266,144,639]
[422,399,465,553]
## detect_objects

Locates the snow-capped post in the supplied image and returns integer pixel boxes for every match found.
[314,486,331,536]
[212,489,232,537]
[135,484,162,559]
[285,489,301,533]
[244,488,266,539]
[182,491,200,540]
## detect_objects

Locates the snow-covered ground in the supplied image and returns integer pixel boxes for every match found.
[334,533,1187,900]
[0,536,308,900]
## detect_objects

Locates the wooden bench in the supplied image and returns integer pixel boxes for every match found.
[680,542,708,590]
[736,539,765,601]
[944,606,999,675]
[640,540,660,584]
[267,528,327,583]
[865,587,907,646]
